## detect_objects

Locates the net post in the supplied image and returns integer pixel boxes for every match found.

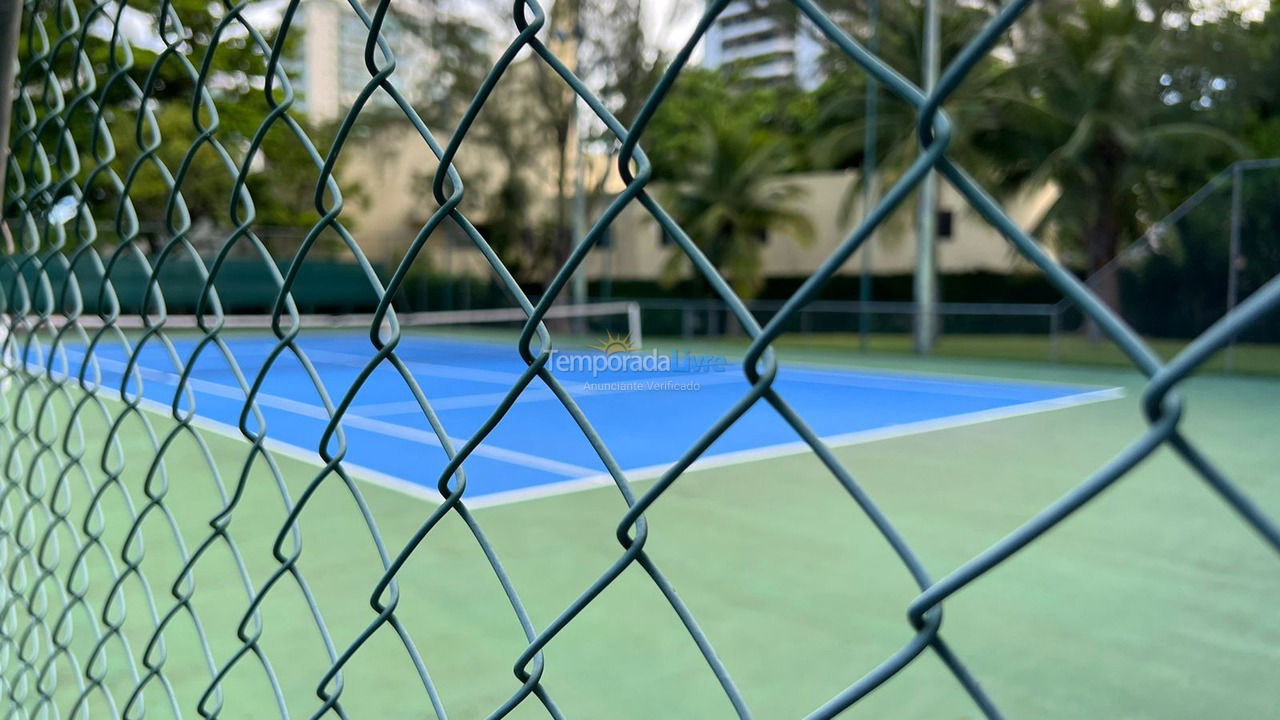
[626,300,642,349]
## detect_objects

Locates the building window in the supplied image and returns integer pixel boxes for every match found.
[937,209,954,240]
[723,29,783,50]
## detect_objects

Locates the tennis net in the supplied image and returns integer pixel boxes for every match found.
[3,300,641,346]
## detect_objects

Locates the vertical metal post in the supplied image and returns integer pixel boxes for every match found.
[1049,305,1060,364]
[914,0,940,355]
[626,300,642,349]
[0,0,16,363]
[444,239,454,309]
[0,0,23,217]
[569,99,588,304]
[568,19,589,330]
[858,0,878,353]
[1225,162,1243,372]
[601,236,613,299]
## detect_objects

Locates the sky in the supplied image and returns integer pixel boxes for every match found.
[449,0,703,57]
[643,0,703,54]
[95,0,1271,71]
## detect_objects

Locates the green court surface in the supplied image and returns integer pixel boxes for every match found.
[769,333,1280,376]
[10,347,1278,719]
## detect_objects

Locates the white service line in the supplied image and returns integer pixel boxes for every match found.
[461,386,1127,509]
[348,361,1065,418]
[38,349,1127,512]
[74,354,597,479]
[779,366,1081,400]
[303,347,525,385]
[351,390,556,416]
[780,354,1121,390]
[350,370,747,417]
[131,395,448,504]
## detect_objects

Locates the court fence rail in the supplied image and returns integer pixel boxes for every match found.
[2,0,1278,718]
[1054,158,1280,370]
[628,297,1062,354]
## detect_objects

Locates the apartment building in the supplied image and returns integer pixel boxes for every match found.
[703,1,825,89]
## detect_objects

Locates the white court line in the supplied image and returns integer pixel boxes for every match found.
[780,354,1121,390]
[37,349,1126,511]
[16,356,453,504]
[114,384,1123,510]
[131,396,448,504]
[348,361,1068,418]
[66,354,596,479]
[351,371,747,416]
[303,347,525,386]
[461,387,1127,509]
[777,366,1088,399]
[352,389,556,416]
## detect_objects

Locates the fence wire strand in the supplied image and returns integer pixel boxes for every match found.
[1,0,1278,718]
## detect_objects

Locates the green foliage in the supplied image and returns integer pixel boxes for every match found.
[644,68,814,182]
[1221,8,1280,157]
[965,0,1251,315]
[799,0,1266,312]
[803,0,1003,175]
[24,0,343,254]
[660,116,815,299]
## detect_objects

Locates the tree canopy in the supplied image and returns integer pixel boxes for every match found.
[643,0,1273,309]
[15,0,349,256]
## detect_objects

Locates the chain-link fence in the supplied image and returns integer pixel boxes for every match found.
[1056,159,1280,358]
[2,0,1278,718]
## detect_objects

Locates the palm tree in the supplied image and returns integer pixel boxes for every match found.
[972,0,1247,315]
[810,0,1247,317]
[662,118,816,301]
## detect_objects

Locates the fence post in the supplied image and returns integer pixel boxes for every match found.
[913,0,941,355]
[0,1,21,364]
[1225,162,1243,373]
[1,0,23,218]
[1049,305,1061,364]
[859,0,879,355]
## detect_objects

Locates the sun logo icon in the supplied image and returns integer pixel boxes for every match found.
[590,331,635,355]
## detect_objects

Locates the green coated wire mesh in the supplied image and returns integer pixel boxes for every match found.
[1,0,1278,718]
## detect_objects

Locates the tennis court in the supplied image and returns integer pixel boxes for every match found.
[4,0,1278,716]
[9,339,1274,719]
[57,330,1120,507]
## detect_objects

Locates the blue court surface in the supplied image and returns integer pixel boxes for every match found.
[58,334,1120,506]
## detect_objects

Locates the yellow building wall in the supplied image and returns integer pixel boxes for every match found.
[337,132,1059,283]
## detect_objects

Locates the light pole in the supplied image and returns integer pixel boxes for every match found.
[1225,162,1243,371]
[914,0,940,354]
[858,0,879,352]
[568,18,589,319]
